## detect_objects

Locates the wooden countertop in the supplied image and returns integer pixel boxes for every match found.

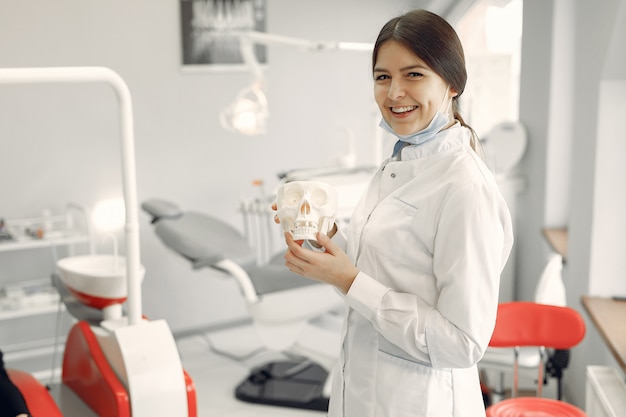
[542,227,568,261]
[581,295,626,373]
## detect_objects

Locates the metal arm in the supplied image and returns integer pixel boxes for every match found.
[242,30,373,52]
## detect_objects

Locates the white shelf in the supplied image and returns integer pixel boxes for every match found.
[0,205,93,325]
[0,278,66,321]
[0,301,65,321]
[0,206,93,254]
[0,233,91,253]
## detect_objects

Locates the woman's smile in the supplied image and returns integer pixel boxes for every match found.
[390,105,418,115]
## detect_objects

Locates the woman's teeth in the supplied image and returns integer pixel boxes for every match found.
[391,106,417,114]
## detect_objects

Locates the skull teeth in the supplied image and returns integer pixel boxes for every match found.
[293,221,319,238]
[294,221,318,231]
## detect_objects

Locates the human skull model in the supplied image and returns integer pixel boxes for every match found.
[276,181,338,241]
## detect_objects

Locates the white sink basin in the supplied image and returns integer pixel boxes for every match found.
[57,254,145,309]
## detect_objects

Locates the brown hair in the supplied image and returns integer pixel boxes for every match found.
[373,9,479,151]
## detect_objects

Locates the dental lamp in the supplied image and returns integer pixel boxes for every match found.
[219,36,269,135]
[219,30,373,136]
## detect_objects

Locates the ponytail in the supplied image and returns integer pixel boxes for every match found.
[452,99,483,158]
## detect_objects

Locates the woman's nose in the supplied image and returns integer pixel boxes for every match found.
[387,79,406,100]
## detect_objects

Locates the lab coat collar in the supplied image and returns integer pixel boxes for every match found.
[398,122,469,161]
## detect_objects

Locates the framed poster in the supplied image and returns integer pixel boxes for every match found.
[180,0,267,71]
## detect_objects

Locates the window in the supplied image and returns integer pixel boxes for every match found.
[456,0,523,137]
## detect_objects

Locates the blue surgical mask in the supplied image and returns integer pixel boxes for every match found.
[382,87,452,157]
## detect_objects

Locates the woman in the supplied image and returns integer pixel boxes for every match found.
[280,9,513,417]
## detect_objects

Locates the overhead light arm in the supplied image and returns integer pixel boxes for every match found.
[241,30,373,52]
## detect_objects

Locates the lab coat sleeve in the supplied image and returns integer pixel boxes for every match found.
[427,182,512,368]
[346,181,513,369]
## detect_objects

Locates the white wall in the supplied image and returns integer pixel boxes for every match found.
[567,0,626,406]
[589,80,626,297]
[589,0,626,297]
[516,0,626,408]
[544,0,574,227]
[0,0,415,332]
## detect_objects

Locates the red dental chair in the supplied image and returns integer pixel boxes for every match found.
[485,301,588,417]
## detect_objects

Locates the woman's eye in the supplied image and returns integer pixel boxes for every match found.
[408,72,423,78]
[374,74,389,81]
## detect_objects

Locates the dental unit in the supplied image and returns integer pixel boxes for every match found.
[0,66,196,417]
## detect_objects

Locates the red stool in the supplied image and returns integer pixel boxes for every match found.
[485,302,587,417]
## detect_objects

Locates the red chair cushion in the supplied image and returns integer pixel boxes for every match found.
[489,302,586,349]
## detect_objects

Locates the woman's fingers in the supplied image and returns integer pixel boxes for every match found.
[271,202,281,224]
[284,234,310,276]
[315,231,338,254]
[283,232,357,293]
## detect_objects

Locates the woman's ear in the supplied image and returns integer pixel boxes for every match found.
[450,87,459,98]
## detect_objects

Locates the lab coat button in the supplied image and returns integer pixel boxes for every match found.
[390,173,396,178]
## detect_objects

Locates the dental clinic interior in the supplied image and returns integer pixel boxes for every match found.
[0,0,624,416]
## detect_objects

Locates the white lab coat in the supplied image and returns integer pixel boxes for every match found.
[328,124,514,417]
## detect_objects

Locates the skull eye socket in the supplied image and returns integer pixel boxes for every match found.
[283,189,303,207]
[309,189,328,206]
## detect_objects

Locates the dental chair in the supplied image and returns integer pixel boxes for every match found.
[141,198,343,411]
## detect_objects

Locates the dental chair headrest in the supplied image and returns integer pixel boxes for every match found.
[142,199,183,223]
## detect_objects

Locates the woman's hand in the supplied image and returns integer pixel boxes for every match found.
[284,231,358,294]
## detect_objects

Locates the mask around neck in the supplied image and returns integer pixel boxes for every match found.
[383,86,452,157]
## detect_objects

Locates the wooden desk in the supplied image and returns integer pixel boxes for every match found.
[542,227,568,261]
[581,295,626,373]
